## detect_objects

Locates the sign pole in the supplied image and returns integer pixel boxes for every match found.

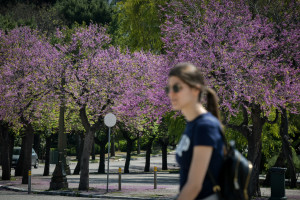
[28,170,31,194]
[104,113,116,193]
[107,127,111,192]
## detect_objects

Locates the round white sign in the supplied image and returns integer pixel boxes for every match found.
[104,113,116,127]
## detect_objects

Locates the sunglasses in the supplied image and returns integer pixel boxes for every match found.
[165,84,182,94]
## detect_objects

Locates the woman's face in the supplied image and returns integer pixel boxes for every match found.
[167,76,199,111]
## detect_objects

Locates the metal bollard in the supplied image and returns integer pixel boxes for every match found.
[28,170,31,194]
[269,167,287,200]
[154,166,157,189]
[118,167,122,191]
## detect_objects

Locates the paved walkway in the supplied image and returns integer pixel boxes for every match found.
[0,152,299,199]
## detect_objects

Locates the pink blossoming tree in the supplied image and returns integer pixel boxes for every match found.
[0,27,59,183]
[161,0,300,196]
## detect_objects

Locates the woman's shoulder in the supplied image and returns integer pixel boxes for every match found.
[192,113,223,147]
[194,112,220,128]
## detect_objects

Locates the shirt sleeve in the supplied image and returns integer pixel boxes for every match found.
[192,123,218,148]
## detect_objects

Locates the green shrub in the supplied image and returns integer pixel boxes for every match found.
[265,150,300,179]
[0,15,17,30]
[95,143,100,154]
[115,140,127,152]
[66,147,76,156]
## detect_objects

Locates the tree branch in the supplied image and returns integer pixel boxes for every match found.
[222,105,251,139]
[263,109,279,124]
[79,105,90,132]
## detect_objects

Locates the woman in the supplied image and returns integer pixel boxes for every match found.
[166,63,224,200]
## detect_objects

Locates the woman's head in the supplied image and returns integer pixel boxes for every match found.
[167,62,221,121]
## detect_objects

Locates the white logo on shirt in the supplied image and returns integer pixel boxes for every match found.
[176,135,190,157]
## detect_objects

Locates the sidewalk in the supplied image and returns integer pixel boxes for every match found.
[1,172,300,200]
[0,152,299,199]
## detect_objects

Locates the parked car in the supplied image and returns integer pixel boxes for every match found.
[12,147,39,169]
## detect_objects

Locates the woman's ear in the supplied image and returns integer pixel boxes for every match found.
[191,87,201,98]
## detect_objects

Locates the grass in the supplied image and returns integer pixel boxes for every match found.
[90,159,99,163]
[148,194,165,198]
[167,169,180,173]
[285,185,300,190]
[67,148,176,162]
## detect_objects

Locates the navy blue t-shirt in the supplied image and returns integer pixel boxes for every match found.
[176,112,224,199]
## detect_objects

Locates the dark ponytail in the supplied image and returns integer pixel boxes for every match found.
[206,87,221,121]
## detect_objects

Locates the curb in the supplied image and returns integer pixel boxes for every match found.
[0,185,172,200]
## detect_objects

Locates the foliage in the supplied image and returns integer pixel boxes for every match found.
[224,111,248,154]
[261,110,280,161]
[162,111,185,145]
[266,149,300,175]
[0,3,66,35]
[110,0,166,53]
[289,112,300,154]
[55,0,112,26]
[112,50,169,134]
[0,15,18,31]
[0,3,37,31]
[0,0,58,7]
[115,140,127,152]
[261,109,300,170]
[0,27,59,128]
[162,0,299,115]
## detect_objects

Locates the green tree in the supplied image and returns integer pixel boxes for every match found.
[0,3,65,35]
[155,111,185,170]
[0,3,37,31]
[55,0,112,26]
[111,0,166,53]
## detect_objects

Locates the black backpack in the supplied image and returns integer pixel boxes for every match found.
[208,141,253,200]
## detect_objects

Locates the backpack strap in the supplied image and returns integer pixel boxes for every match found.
[207,126,226,199]
[207,169,222,199]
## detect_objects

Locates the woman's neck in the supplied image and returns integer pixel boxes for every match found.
[181,103,207,122]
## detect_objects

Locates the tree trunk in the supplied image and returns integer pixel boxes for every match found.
[144,135,155,172]
[248,105,264,197]
[76,134,80,160]
[159,137,169,170]
[124,138,133,173]
[78,105,105,190]
[91,142,95,160]
[74,133,84,175]
[21,122,34,184]
[79,129,94,190]
[94,131,108,174]
[111,135,115,157]
[49,76,69,190]
[15,133,26,176]
[121,129,137,174]
[279,108,297,188]
[98,142,106,173]
[98,138,107,174]
[43,135,51,176]
[9,133,14,172]
[137,135,141,155]
[33,133,41,158]
[161,140,169,170]
[0,121,11,180]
